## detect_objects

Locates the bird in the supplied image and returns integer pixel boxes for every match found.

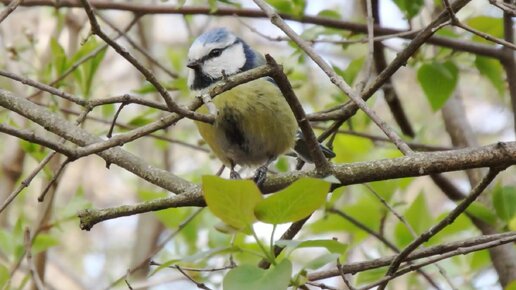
[186,27,334,184]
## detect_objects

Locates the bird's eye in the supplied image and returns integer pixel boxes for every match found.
[209,48,223,58]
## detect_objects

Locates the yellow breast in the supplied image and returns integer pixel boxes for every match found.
[194,78,297,167]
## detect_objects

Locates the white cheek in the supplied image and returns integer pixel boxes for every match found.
[203,44,246,78]
[187,70,195,88]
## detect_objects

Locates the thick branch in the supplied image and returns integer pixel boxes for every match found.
[2,89,516,228]
[0,89,196,195]
[78,192,204,230]
[308,0,472,123]
[0,0,502,58]
[308,231,516,281]
[77,141,516,228]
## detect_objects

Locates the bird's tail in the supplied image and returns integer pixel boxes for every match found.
[293,130,336,163]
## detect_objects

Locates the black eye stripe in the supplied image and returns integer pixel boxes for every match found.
[198,40,240,64]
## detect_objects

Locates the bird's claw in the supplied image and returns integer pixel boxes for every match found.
[253,166,268,187]
[230,170,241,179]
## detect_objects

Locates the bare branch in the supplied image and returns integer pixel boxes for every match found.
[78,0,213,124]
[0,0,22,24]
[0,0,503,58]
[253,0,413,156]
[378,168,502,289]
[308,231,516,281]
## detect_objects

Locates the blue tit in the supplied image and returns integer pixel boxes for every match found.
[187,28,334,182]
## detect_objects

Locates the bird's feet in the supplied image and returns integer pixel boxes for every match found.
[253,166,268,187]
[230,170,241,179]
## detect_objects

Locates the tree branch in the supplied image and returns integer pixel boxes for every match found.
[307,231,516,281]
[378,168,502,289]
[253,0,413,155]
[78,0,213,124]
[0,0,502,58]
[307,0,472,123]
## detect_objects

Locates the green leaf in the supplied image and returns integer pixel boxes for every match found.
[275,239,347,254]
[32,234,59,254]
[428,212,473,245]
[275,157,289,173]
[493,186,516,222]
[468,249,490,271]
[0,229,14,257]
[132,82,158,94]
[254,178,330,224]
[466,16,503,43]
[127,115,154,127]
[417,61,459,111]
[332,134,373,163]
[70,38,107,98]
[202,176,263,231]
[310,194,385,245]
[394,192,433,247]
[50,38,67,77]
[333,57,365,86]
[392,0,424,19]
[139,190,191,229]
[0,265,8,289]
[506,280,516,290]
[510,216,516,231]
[149,259,179,277]
[223,259,292,290]
[101,103,115,118]
[356,267,388,285]
[474,56,505,96]
[182,246,241,263]
[217,0,241,8]
[266,0,305,16]
[465,201,497,225]
[304,253,339,270]
[317,9,341,19]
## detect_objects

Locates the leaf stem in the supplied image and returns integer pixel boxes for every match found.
[252,226,276,265]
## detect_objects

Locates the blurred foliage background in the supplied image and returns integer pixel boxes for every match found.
[0,0,515,289]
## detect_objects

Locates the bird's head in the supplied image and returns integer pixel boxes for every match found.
[187,28,263,91]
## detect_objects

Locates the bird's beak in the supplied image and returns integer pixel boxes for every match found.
[187,60,200,69]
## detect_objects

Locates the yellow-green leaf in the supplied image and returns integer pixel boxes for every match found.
[466,16,503,43]
[255,178,330,224]
[417,61,458,111]
[475,56,505,96]
[223,259,292,290]
[493,186,516,222]
[203,176,263,231]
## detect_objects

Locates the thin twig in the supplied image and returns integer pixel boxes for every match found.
[1,0,502,58]
[355,0,375,93]
[443,0,516,50]
[79,0,213,123]
[307,231,516,281]
[95,12,178,79]
[489,0,516,15]
[378,167,503,289]
[173,265,213,290]
[24,229,47,290]
[103,209,203,290]
[26,14,143,101]
[363,184,456,290]
[357,234,516,290]
[328,208,442,290]
[305,0,471,123]
[0,0,22,23]
[253,0,414,156]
